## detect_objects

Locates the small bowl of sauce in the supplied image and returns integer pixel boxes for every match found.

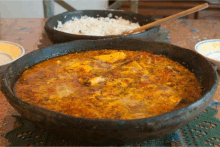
[0,41,25,81]
[195,39,220,70]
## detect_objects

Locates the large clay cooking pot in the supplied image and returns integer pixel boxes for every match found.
[1,38,218,145]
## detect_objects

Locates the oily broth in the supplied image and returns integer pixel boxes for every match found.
[14,50,202,119]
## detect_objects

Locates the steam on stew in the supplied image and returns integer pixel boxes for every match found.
[15,50,202,119]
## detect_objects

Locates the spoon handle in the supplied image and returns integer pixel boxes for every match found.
[122,3,209,35]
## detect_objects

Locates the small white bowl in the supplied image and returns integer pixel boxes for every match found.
[195,39,220,70]
[0,41,25,74]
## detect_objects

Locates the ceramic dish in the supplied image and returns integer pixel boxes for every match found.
[195,39,220,70]
[0,41,25,77]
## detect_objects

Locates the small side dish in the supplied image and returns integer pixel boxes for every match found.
[0,41,25,74]
[14,50,202,119]
[195,39,220,70]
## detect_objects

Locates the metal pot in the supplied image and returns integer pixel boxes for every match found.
[44,10,160,44]
[1,38,218,145]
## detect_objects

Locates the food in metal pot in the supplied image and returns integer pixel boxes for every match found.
[14,50,202,119]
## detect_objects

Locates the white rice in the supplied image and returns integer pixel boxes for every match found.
[54,14,141,36]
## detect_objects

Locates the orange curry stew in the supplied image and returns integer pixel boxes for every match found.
[15,50,202,119]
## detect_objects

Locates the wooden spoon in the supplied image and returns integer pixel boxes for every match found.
[121,3,209,35]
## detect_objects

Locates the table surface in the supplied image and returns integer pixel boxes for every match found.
[0,18,220,146]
